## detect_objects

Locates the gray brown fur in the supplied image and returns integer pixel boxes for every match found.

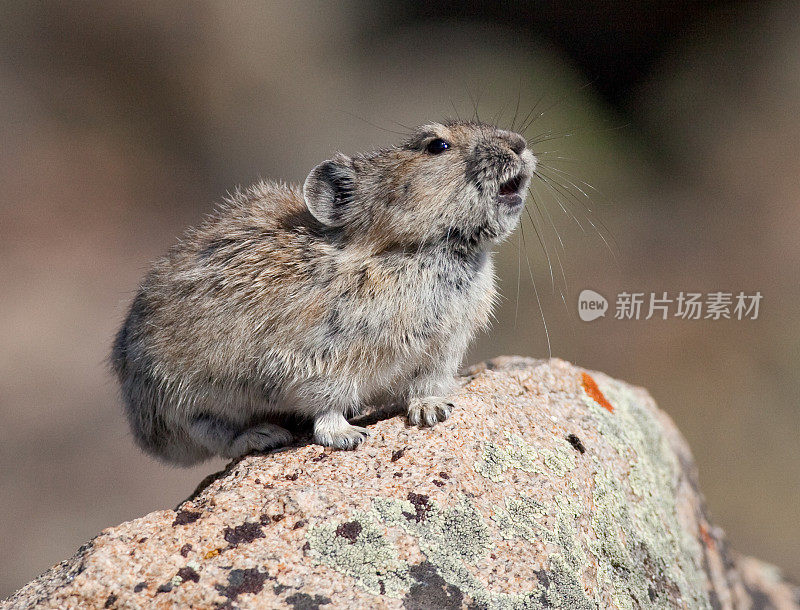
[110,121,536,465]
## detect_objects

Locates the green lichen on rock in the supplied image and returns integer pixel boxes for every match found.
[473,434,538,482]
[472,421,593,607]
[473,433,575,482]
[309,494,558,609]
[306,510,411,596]
[492,493,594,608]
[582,377,711,609]
[492,494,547,544]
[544,554,595,609]
[373,494,490,565]
[373,494,492,601]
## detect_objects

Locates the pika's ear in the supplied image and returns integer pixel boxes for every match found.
[303,154,356,227]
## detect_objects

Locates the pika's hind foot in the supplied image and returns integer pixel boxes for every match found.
[222,423,293,459]
[313,411,369,450]
[407,396,453,427]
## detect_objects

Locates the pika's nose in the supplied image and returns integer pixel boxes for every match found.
[500,131,527,155]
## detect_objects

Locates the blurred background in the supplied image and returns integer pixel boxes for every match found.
[1,0,798,597]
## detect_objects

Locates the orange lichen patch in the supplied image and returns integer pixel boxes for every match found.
[699,523,715,549]
[581,372,614,413]
[203,548,220,560]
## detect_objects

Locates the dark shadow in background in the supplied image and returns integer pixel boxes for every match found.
[371,2,740,108]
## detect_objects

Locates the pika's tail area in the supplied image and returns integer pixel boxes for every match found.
[110,326,211,467]
[109,288,151,375]
[118,376,212,467]
[109,317,130,379]
[115,364,210,466]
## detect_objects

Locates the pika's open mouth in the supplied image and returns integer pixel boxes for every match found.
[496,173,525,209]
[499,174,523,196]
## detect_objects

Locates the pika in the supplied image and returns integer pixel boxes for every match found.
[111,120,536,465]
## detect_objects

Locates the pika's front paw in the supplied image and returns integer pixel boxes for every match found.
[313,411,369,450]
[407,396,453,427]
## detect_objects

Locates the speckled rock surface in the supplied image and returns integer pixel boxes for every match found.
[4,357,798,609]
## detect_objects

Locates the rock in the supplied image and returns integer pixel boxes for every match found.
[4,357,798,609]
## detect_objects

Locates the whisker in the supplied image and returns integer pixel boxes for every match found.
[528,121,631,147]
[468,89,479,123]
[519,223,552,358]
[535,151,587,158]
[535,171,587,232]
[390,119,415,132]
[522,194,555,290]
[516,90,547,135]
[536,167,619,260]
[528,130,578,146]
[510,78,523,132]
[449,97,462,122]
[524,206,555,292]
[538,165,598,213]
[528,187,565,250]
[530,186,572,317]
[474,84,485,123]
[492,95,510,128]
[536,164,619,251]
[519,79,597,134]
[528,185,569,295]
[536,162,610,206]
[515,229,522,327]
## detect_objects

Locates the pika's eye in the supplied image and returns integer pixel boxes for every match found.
[425,138,450,154]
